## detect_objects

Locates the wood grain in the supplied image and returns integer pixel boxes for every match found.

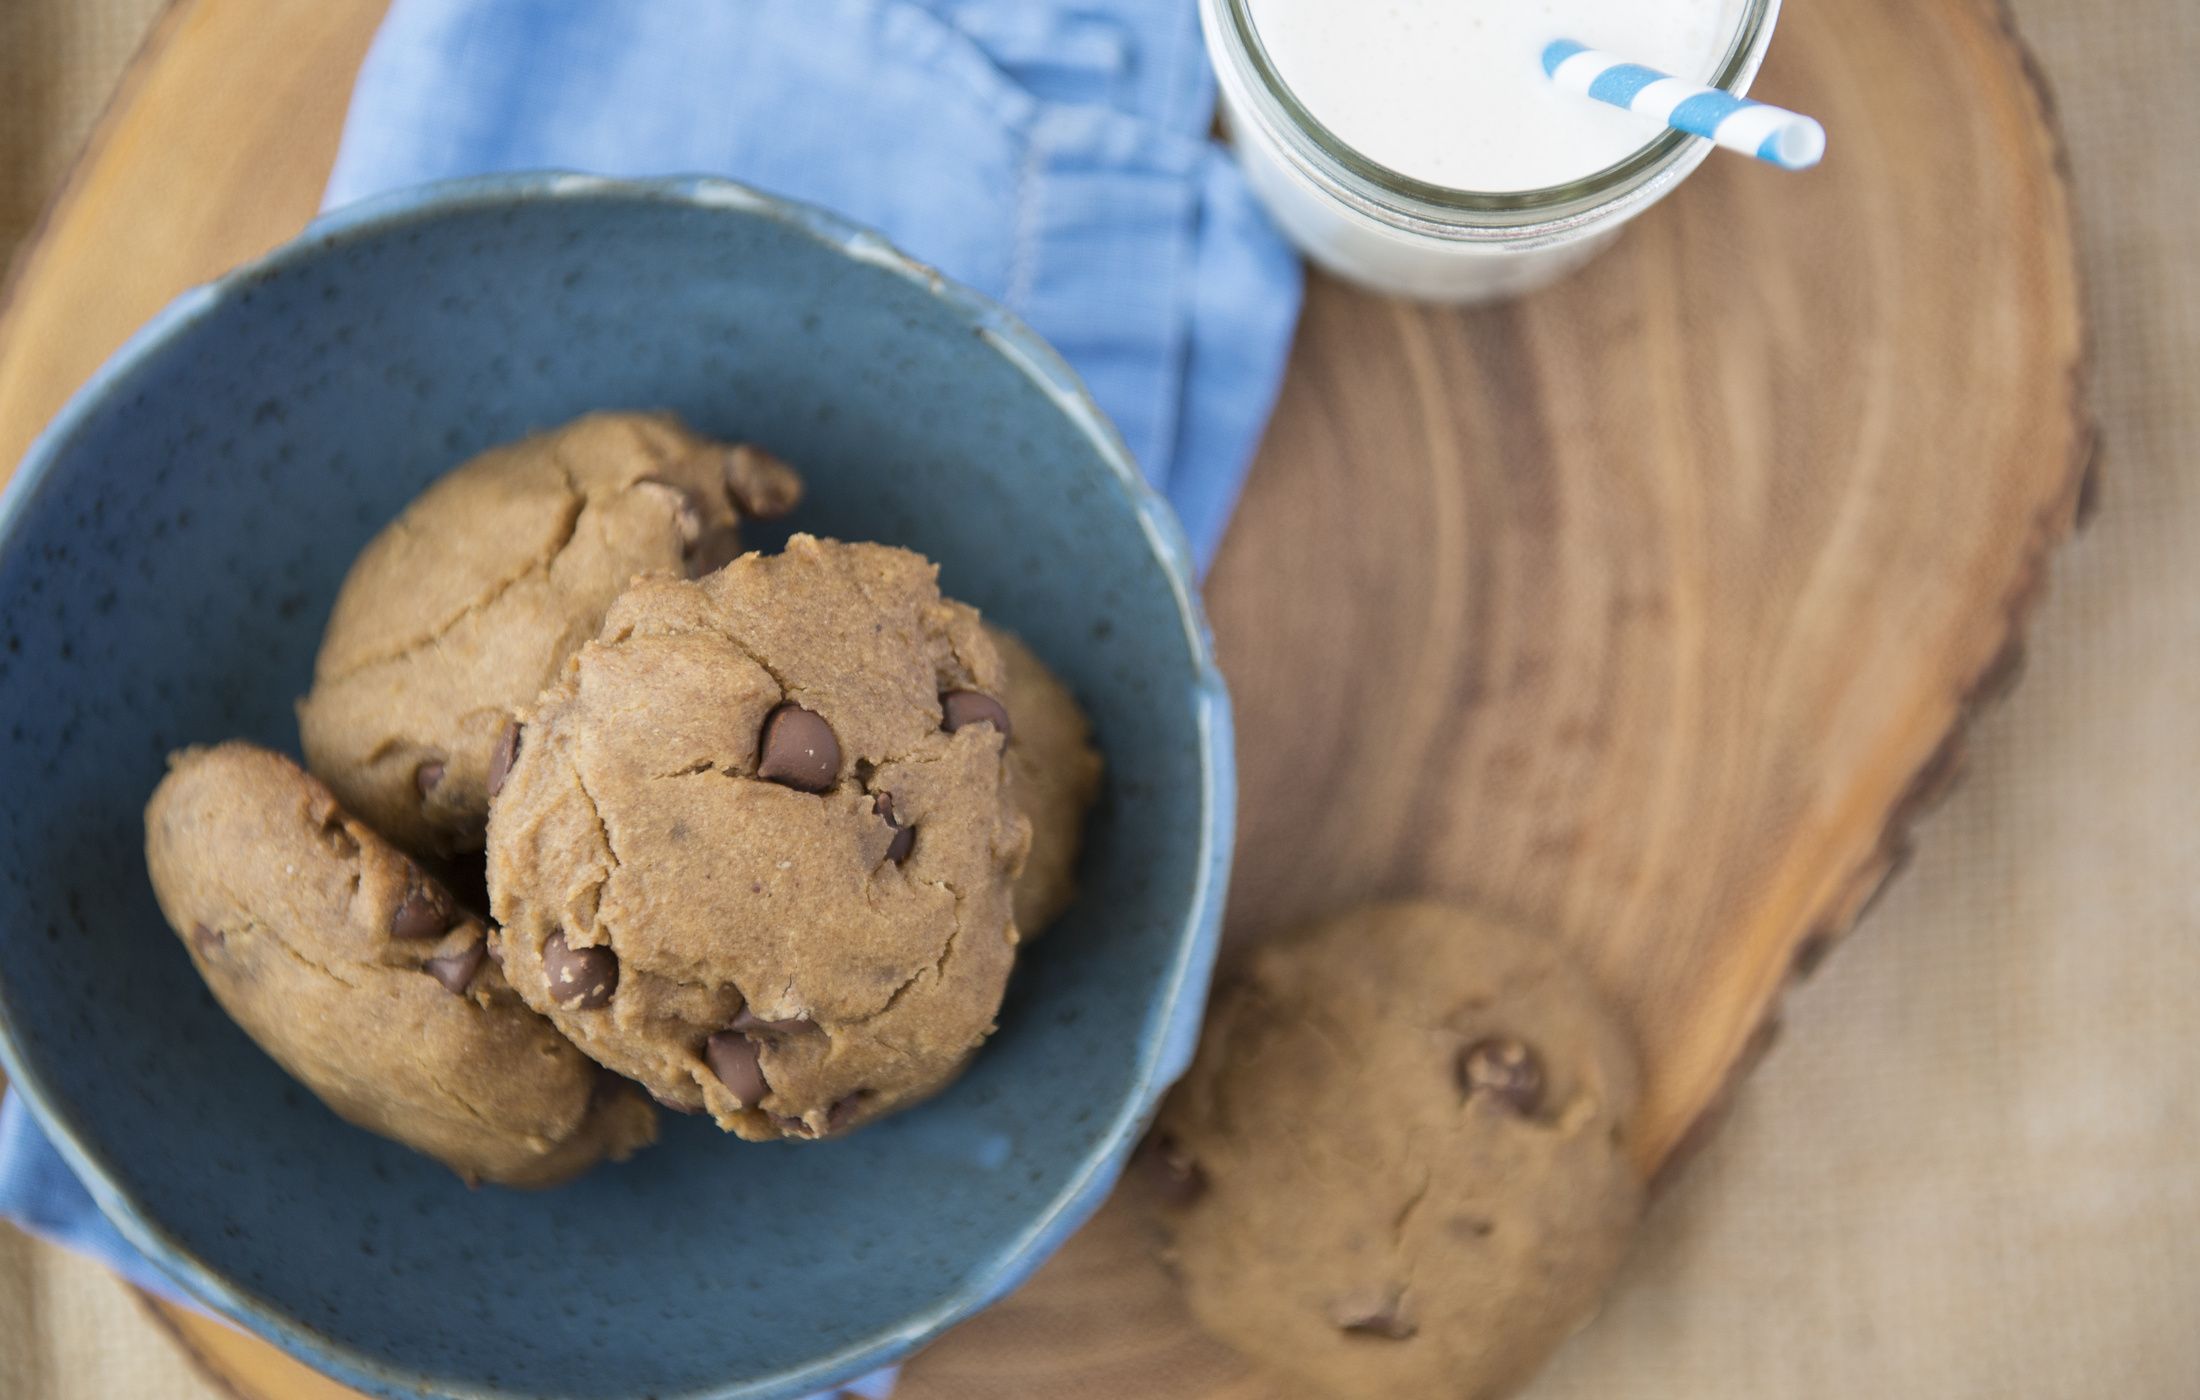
[0,0,387,477]
[0,0,2086,1395]
[1211,0,2090,1179]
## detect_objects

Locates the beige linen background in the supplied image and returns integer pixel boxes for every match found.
[1,1,2194,1397]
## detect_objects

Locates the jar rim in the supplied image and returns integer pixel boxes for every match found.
[1209,0,1781,236]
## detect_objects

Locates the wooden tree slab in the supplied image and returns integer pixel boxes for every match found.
[0,0,2086,1395]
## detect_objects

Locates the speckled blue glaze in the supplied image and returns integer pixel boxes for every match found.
[0,174,1232,1400]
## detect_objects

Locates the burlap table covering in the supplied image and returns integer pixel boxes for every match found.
[2,1,2193,1395]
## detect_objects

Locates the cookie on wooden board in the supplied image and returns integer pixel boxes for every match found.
[297,411,801,859]
[143,742,657,1187]
[1152,900,1646,1400]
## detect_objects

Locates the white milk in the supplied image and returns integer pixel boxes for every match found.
[1247,0,1743,193]
[1200,0,1776,301]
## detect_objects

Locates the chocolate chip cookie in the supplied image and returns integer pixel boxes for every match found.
[144,743,658,1187]
[486,535,1031,1141]
[986,625,1102,937]
[1153,901,1645,1400]
[297,412,801,859]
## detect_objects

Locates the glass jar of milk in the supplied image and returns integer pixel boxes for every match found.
[1203,0,1782,301]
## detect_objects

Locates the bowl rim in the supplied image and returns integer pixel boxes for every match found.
[0,170,1236,1400]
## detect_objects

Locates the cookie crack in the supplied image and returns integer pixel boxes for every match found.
[845,875,968,1026]
[873,748,956,773]
[1377,1147,1435,1332]
[938,623,988,692]
[1391,1156,1432,1246]
[712,628,796,705]
[1295,1010,1359,1075]
[627,954,739,1008]
[565,756,619,866]
[199,855,379,991]
[653,761,720,780]
[850,956,928,1026]
[930,878,970,981]
[317,474,588,685]
[250,924,371,992]
[564,750,626,902]
[421,1064,503,1133]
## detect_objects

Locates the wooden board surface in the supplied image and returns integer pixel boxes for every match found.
[0,0,2087,1395]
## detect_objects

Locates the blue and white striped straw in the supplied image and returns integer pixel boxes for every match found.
[1541,39,1826,170]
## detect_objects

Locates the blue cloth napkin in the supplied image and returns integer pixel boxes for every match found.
[328,0,1300,564]
[0,0,1298,1394]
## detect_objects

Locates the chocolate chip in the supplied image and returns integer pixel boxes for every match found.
[725,444,803,520]
[1458,1037,1544,1115]
[542,929,617,1010]
[1328,1291,1416,1339]
[422,940,486,995]
[940,690,1010,738]
[705,1031,768,1106]
[1145,1133,1207,1207]
[390,881,453,941]
[415,760,446,797]
[189,923,224,957]
[486,721,522,798]
[729,1005,812,1036]
[874,792,914,865]
[826,1092,872,1134]
[756,703,839,791]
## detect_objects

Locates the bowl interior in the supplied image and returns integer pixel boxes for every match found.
[0,180,1223,1400]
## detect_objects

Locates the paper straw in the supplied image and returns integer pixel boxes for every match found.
[1541,39,1826,170]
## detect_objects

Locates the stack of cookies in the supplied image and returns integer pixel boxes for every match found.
[143,412,1101,1187]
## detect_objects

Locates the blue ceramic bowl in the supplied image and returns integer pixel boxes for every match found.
[0,174,1231,1399]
